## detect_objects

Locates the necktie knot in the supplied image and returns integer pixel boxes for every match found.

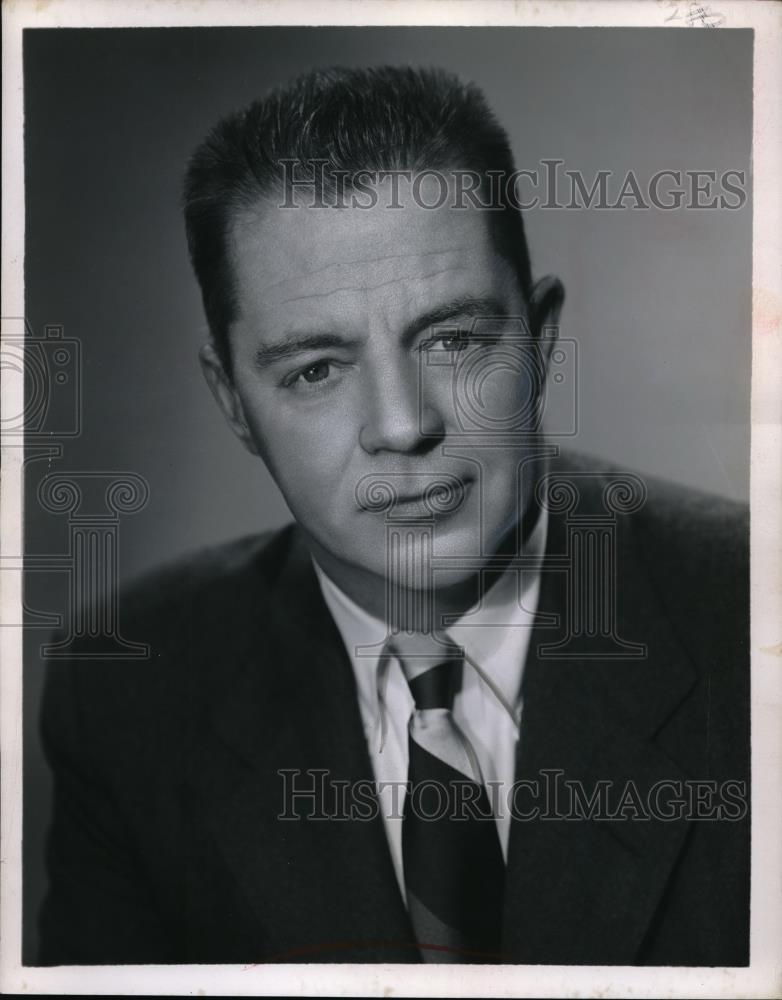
[385,633,463,711]
[408,660,461,710]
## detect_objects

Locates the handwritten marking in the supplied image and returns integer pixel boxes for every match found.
[657,0,725,27]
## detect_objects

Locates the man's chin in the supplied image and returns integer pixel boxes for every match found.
[305,514,518,610]
[348,542,508,596]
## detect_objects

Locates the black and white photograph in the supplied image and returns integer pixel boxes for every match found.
[1,1,780,996]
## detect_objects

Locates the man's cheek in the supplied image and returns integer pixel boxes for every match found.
[247,410,320,465]
[448,360,534,430]
[273,447,344,513]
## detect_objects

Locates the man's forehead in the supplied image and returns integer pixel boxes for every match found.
[229,188,511,329]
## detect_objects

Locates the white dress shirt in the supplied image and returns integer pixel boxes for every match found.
[313,508,547,896]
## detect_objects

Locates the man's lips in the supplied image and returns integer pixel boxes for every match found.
[395,486,454,504]
[356,475,474,515]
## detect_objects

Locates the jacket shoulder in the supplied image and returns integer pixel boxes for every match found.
[556,449,748,562]
[40,524,301,743]
[630,471,748,587]
[555,449,749,657]
[119,523,297,622]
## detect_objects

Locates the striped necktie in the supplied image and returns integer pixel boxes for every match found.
[388,634,505,962]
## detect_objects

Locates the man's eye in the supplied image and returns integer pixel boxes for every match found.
[424,333,471,353]
[281,358,350,392]
[299,360,330,384]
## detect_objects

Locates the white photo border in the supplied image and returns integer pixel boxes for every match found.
[2,1,780,996]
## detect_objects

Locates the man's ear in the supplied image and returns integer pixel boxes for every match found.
[527,274,565,368]
[199,342,260,456]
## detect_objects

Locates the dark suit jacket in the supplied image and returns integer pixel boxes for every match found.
[37,453,750,965]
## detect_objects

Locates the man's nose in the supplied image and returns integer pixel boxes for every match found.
[359,359,445,455]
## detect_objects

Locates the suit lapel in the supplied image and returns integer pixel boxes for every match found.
[184,530,418,962]
[502,472,702,964]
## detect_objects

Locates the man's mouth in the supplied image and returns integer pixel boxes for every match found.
[356,475,473,517]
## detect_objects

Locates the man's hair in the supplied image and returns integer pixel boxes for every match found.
[183,65,533,374]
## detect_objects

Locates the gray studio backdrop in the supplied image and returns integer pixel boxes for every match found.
[22,26,752,961]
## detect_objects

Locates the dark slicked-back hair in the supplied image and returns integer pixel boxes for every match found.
[183,65,533,374]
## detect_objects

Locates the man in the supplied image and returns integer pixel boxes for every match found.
[38,66,749,965]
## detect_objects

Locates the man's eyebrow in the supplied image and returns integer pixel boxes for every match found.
[404,295,510,341]
[252,296,509,369]
[253,332,359,369]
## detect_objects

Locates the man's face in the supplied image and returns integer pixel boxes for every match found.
[205,182,551,593]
